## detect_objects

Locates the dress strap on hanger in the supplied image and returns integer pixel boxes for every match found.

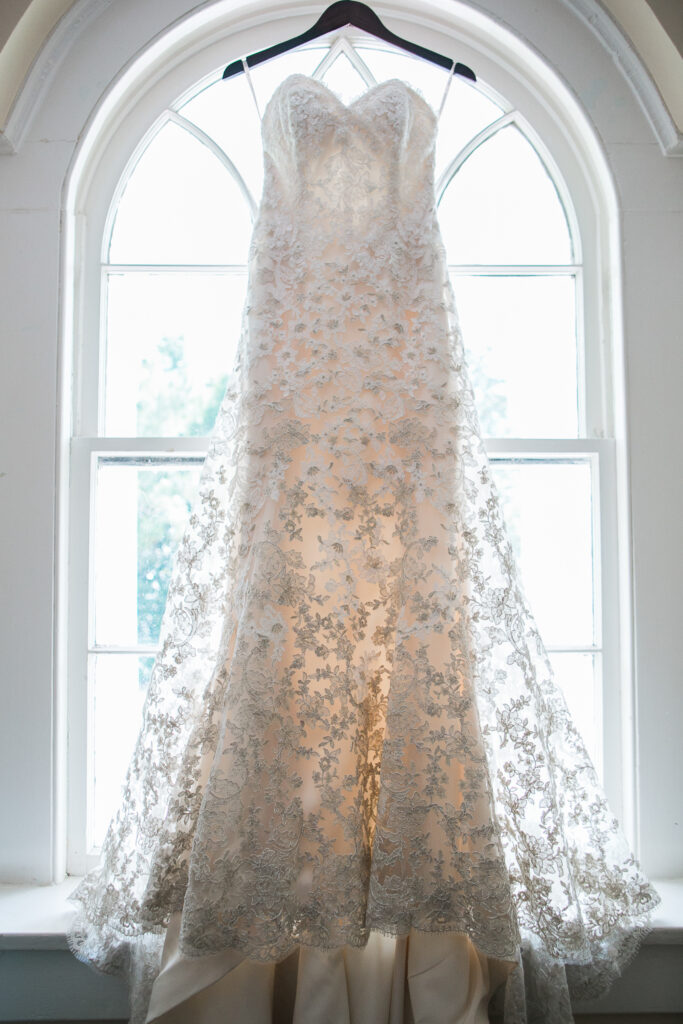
[241,56,262,121]
[436,59,456,121]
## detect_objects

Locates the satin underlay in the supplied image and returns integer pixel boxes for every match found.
[146,912,516,1023]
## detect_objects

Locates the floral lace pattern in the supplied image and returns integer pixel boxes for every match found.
[68,74,660,1023]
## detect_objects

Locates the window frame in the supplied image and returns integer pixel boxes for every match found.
[66,30,628,875]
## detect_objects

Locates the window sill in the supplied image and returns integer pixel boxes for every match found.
[0,877,681,1020]
[2,876,682,951]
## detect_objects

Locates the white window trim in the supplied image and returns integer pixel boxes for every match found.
[59,12,636,877]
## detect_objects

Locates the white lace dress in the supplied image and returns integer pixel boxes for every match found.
[67,69,661,1024]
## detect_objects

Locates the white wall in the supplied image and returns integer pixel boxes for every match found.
[0,0,681,884]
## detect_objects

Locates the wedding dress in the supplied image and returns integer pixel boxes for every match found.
[67,60,661,1024]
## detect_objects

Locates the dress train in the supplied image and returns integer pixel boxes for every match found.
[146,911,516,1024]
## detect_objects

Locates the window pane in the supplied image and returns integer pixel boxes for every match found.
[322,52,370,102]
[104,271,244,436]
[434,81,505,179]
[549,652,600,769]
[438,125,572,264]
[90,653,153,848]
[179,48,324,205]
[452,274,579,438]
[93,457,203,646]
[489,457,595,648]
[108,121,253,264]
[178,86,263,206]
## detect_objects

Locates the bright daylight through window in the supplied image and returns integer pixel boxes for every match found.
[83,39,599,855]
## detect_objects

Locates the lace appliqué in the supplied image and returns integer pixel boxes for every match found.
[67,74,661,1024]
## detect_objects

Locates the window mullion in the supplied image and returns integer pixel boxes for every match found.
[74,212,103,437]
[596,438,629,830]
[72,436,211,452]
[448,264,581,275]
[66,438,93,874]
[104,263,248,273]
[484,437,609,455]
[89,644,161,654]
[97,265,109,436]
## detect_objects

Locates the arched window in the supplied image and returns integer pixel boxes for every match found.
[68,33,618,871]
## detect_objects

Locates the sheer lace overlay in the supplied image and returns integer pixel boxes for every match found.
[68,74,660,1023]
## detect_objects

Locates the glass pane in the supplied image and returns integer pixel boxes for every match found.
[93,457,203,646]
[434,81,505,180]
[90,653,153,848]
[438,125,572,264]
[322,53,369,102]
[108,121,253,264]
[452,274,578,438]
[104,271,244,436]
[489,457,595,647]
[356,46,505,176]
[549,652,600,769]
[180,83,263,204]
[179,48,324,205]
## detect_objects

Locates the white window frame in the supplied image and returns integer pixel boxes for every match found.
[65,27,631,876]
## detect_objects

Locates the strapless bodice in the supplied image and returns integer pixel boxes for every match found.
[255,74,440,244]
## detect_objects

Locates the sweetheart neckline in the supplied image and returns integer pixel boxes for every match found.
[263,72,438,127]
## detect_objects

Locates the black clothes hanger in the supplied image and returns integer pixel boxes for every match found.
[222,0,476,82]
